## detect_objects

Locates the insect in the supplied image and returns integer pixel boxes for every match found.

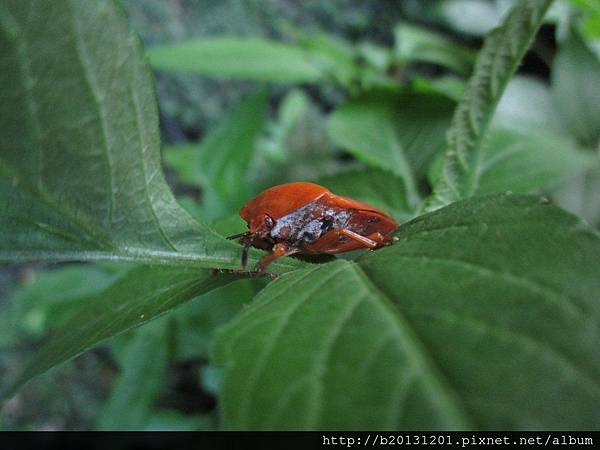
[227,182,398,274]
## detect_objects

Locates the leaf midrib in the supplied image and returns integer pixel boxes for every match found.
[350,263,475,429]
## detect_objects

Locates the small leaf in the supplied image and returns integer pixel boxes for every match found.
[552,29,600,148]
[477,128,595,194]
[173,279,263,361]
[316,169,413,222]
[553,167,600,228]
[426,0,555,211]
[11,265,119,337]
[3,265,237,400]
[198,91,269,221]
[162,144,198,185]
[148,37,324,83]
[493,75,562,132]
[96,317,170,431]
[328,92,455,205]
[214,194,600,430]
[394,23,476,74]
[438,0,508,37]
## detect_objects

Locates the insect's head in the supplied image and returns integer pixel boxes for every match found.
[247,213,275,238]
[227,213,276,268]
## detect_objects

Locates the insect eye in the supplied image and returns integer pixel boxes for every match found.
[264,215,274,230]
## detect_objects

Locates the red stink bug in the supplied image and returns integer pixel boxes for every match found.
[227,182,398,273]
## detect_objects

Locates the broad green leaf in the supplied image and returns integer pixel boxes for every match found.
[148,37,324,83]
[328,92,455,205]
[552,29,600,148]
[214,194,600,430]
[2,265,237,400]
[316,169,413,222]
[394,23,476,74]
[97,317,170,430]
[426,0,554,211]
[0,0,297,271]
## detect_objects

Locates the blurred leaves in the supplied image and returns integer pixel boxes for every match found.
[3,266,238,401]
[148,37,324,83]
[214,195,600,430]
[7,266,120,339]
[476,129,595,194]
[328,92,455,205]
[97,317,170,430]
[172,279,264,362]
[317,169,412,223]
[197,91,268,221]
[426,0,554,211]
[552,29,600,148]
[394,23,476,74]
[428,128,596,196]
[493,75,562,132]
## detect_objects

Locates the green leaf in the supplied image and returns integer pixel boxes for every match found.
[162,144,198,185]
[316,169,413,223]
[198,91,269,221]
[437,0,508,37]
[285,28,360,89]
[554,167,600,228]
[96,317,170,430]
[394,23,476,74]
[477,128,596,194]
[327,92,455,205]
[552,29,600,148]
[493,75,562,132]
[428,128,595,196]
[3,265,237,400]
[173,279,263,361]
[214,194,600,430]
[426,0,555,211]
[11,265,119,337]
[148,37,324,83]
[0,0,298,272]
[412,76,466,102]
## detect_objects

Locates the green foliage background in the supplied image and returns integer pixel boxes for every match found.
[1,0,600,430]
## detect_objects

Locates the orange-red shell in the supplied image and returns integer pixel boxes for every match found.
[241,181,393,223]
[240,182,329,223]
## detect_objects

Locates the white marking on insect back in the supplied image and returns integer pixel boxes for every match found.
[270,200,350,244]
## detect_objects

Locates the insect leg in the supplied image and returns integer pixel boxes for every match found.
[241,238,252,268]
[255,243,298,274]
[338,229,397,249]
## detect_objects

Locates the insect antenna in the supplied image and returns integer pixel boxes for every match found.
[226,231,247,240]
